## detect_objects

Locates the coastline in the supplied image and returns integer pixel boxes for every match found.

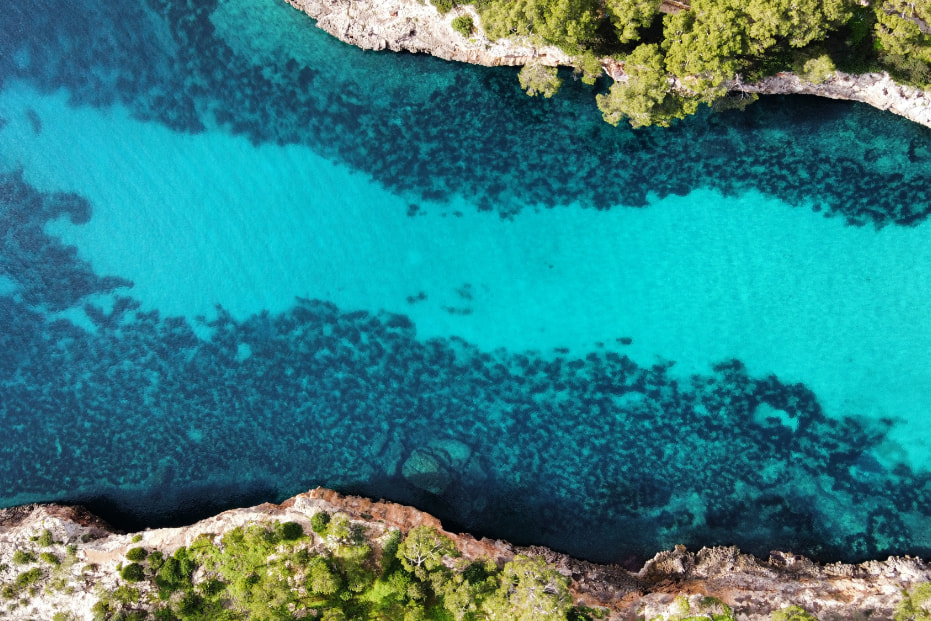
[2,488,929,620]
[283,0,931,129]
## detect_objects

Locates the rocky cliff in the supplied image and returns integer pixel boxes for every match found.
[737,71,931,129]
[1,488,929,620]
[282,0,931,129]
[284,0,573,67]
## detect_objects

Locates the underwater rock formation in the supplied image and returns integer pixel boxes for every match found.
[401,439,473,494]
[1,488,929,620]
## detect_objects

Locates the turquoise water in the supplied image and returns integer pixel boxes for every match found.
[3,0,931,563]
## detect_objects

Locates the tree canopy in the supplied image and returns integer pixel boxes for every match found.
[468,0,931,125]
[597,43,701,127]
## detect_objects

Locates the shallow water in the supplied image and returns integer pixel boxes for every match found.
[2,0,931,563]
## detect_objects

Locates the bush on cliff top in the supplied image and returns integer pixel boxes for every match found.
[431,0,455,13]
[896,582,931,621]
[452,14,474,37]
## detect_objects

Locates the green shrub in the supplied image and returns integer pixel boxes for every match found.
[148,550,164,571]
[125,547,148,562]
[431,0,454,13]
[306,557,341,595]
[66,545,78,557]
[15,568,43,587]
[12,550,36,565]
[131,534,143,543]
[112,585,140,605]
[120,563,145,583]
[40,552,60,566]
[1,585,15,599]
[896,582,931,620]
[452,15,474,36]
[276,521,304,541]
[311,511,331,535]
[37,530,55,547]
[574,50,603,85]
[155,551,196,592]
[53,613,74,621]
[772,605,819,621]
[518,64,563,98]
[293,548,311,566]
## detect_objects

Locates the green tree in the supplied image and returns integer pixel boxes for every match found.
[37,529,55,547]
[874,0,931,62]
[478,0,600,52]
[452,15,475,37]
[311,511,331,535]
[484,555,571,621]
[120,563,145,583]
[519,63,564,97]
[326,513,355,546]
[306,557,342,595]
[396,526,457,580]
[663,0,849,90]
[744,0,850,51]
[597,43,701,127]
[663,3,746,90]
[605,0,661,43]
[792,51,836,83]
[440,560,500,621]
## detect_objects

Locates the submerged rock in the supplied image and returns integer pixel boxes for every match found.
[401,438,472,494]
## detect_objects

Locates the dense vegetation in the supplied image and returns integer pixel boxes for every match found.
[0,521,912,620]
[459,0,931,125]
[89,516,594,621]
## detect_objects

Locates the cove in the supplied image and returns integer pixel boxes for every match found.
[3,0,931,564]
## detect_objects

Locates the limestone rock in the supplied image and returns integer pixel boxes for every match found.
[735,71,931,129]
[283,0,572,68]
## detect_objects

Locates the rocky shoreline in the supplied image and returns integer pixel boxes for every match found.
[2,488,930,620]
[283,0,931,129]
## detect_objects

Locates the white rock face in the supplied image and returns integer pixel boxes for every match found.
[283,0,572,67]
[736,71,931,129]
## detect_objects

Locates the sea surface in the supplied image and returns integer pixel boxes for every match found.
[2,0,931,564]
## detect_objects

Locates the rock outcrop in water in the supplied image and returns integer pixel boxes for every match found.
[283,0,931,129]
[1,487,929,620]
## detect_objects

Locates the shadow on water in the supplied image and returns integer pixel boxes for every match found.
[66,480,280,533]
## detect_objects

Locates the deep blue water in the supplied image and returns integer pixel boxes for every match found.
[2,0,931,565]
